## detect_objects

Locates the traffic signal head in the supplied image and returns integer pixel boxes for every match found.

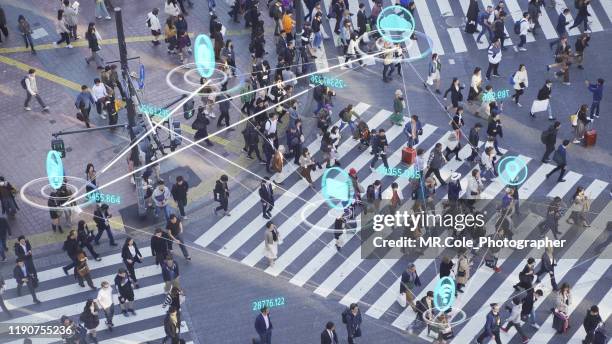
[51,138,66,158]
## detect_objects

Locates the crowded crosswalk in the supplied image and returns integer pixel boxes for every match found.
[0,247,193,344]
[194,99,610,343]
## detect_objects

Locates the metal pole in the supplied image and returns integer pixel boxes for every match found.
[115,7,147,218]
[52,123,128,137]
[294,0,303,37]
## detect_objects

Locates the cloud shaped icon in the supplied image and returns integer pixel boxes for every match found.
[380,13,413,32]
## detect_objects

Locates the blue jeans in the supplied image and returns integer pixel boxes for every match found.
[477,25,492,42]
[95,225,116,245]
[22,33,35,51]
[313,32,323,49]
[590,101,600,117]
[406,135,419,147]
[339,120,356,135]
[208,0,216,11]
[156,205,171,221]
[95,2,110,18]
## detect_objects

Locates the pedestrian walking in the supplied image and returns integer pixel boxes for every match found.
[91,78,110,119]
[514,12,529,51]
[382,41,395,83]
[255,306,273,344]
[554,283,572,332]
[466,123,482,162]
[121,237,143,288]
[213,175,230,216]
[403,115,423,148]
[166,215,191,261]
[585,78,604,118]
[574,33,590,69]
[153,180,172,221]
[344,303,362,344]
[521,288,544,329]
[476,6,494,43]
[476,303,502,344]
[493,12,507,48]
[259,177,275,219]
[0,6,7,44]
[539,196,564,239]
[0,218,8,263]
[162,256,180,292]
[74,85,95,128]
[500,298,530,343]
[465,0,479,33]
[444,78,464,113]
[74,251,95,289]
[425,54,442,93]
[400,263,421,310]
[485,39,502,80]
[530,80,553,119]
[54,10,73,48]
[114,268,136,316]
[439,256,454,279]
[17,15,36,54]
[547,36,572,86]
[85,23,104,69]
[321,321,339,344]
[14,235,37,276]
[80,300,100,344]
[48,192,63,233]
[163,306,182,344]
[546,139,570,182]
[59,315,80,344]
[550,9,570,50]
[535,246,558,291]
[62,0,79,40]
[568,0,591,32]
[513,257,535,291]
[510,64,528,107]
[370,129,389,170]
[465,169,484,210]
[487,113,504,156]
[171,176,189,219]
[147,8,162,45]
[96,281,114,331]
[93,204,117,246]
[94,0,111,19]
[23,69,49,111]
[13,258,41,303]
[455,249,470,293]
[582,306,602,344]
[467,67,482,103]
[572,104,591,144]
[0,177,18,218]
[263,221,280,267]
[62,230,80,275]
[425,143,447,186]
[151,228,171,266]
[77,220,101,260]
[568,186,591,227]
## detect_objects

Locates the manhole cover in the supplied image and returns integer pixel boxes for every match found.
[444,15,465,28]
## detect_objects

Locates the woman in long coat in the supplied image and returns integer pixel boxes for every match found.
[455,249,470,293]
[390,89,405,126]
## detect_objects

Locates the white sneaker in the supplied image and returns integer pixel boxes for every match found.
[100,113,107,119]
[519,47,527,51]
[53,42,58,46]
[24,107,32,111]
[209,113,216,118]
[105,16,111,20]
[66,44,73,49]
[573,139,581,144]
[517,103,522,107]
[531,323,540,329]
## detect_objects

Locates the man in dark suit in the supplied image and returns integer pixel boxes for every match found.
[254,306,273,344]
[546,139,570,183]
[356,3,367,37]
[13,258,40,303]
[258,177,274,219]
[14,235,36,275]
[320,321,339,344]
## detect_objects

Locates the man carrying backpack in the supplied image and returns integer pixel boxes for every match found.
[476,6,494,43]
[541,121,560,163]
[23,69,49,112]
[514,12,530,52]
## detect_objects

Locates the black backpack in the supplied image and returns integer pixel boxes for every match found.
[21,77,28,90]
[513,20,521,35]
[341,307,350,324]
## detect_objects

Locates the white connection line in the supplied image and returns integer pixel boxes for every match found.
[67,87,310,205]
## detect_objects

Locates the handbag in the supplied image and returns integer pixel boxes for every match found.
[398,293,407,307]
[77,264,90,277]
[457,270,466,277]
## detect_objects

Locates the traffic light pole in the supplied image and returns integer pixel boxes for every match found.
[114,7,147,218]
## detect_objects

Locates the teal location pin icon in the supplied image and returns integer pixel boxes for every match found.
[497,156,528,186]
[505,161,521,181]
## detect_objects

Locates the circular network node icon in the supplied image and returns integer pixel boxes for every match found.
[377,5,416,44]
[194,34,215,78]
[496,156,528,186]
[321,167,355,210]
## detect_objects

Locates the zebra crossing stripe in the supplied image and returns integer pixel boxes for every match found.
[546,170,581,198]
[600,0,612,23]
[3,284,163,325]
[2,248,152,291]
[240,108,388,267]
[413,0,446,55]
[263,113,404,276]
[4,265,160,311]
[536,3,560,40]
[297,125,437,291]
[436,0,453,15]
[504,0,536,42]
[456,199,612,341]
[583,179,608,200]
[458,0,491,49]
[447,28,469,53]
[322,0,342,47]
[526,249,612,343]
[518,163,556,199]
[216,104,372,258]
[477,155,532,201]
[97,321,189,344]
[586,3,604,32]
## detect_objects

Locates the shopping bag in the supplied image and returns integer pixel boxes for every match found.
[398,293,407,307]
[530,99,549,114]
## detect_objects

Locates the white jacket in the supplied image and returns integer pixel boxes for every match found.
[471,74,482,91]
[481,151,494,171]
[164,2,180,17]
[513,69,528,90]
[346,39,357,56]
[147,12,161,31]
[96,287,113,308]
[519,18,529,36]
[488,45,502,64]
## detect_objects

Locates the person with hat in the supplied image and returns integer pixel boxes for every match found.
[114,268,136,316]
